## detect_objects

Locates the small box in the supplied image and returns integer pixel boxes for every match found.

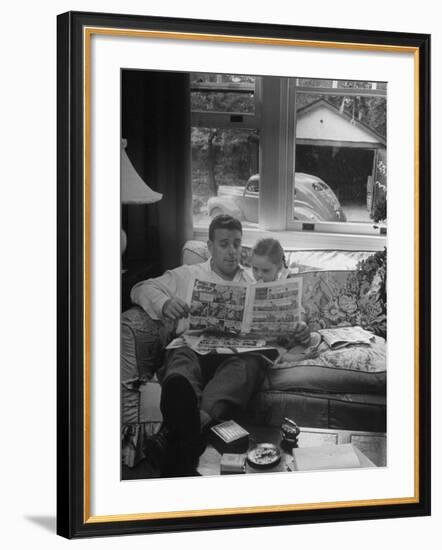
[209,420,250,454]
[220,453,247,475]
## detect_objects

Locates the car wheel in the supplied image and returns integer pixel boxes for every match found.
[209,207,224,218]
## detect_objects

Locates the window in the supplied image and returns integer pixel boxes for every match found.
[192,126,259,228]
[191,72,387,248]
[191,73,261,231]
[191,73,256,114]
[291,79,387,232]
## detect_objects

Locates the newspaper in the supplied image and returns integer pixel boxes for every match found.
[318,326,375,350]
[170,277,302,354]
[166,333,280,357]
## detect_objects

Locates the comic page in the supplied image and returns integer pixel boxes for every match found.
[243,278,303,338]
[183,277,302,352]
[188,279,248,334]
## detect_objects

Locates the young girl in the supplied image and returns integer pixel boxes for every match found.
[250,238,289,283]
[251,238,311,346]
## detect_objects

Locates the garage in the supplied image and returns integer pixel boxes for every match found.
[295,99,386,223]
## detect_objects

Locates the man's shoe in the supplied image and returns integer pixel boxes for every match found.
[158,375,210,476]
[160,374,200,441]
[145,429,207,478]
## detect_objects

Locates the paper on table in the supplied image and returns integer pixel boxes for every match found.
[292,443,362,471]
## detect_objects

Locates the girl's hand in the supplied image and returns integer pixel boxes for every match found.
[292,321,311,346]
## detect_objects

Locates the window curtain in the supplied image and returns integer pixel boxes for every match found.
[122,70,193,271]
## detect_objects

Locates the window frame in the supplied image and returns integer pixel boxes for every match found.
[190,74,387,250]
[285,80,387,236]
[190,76,262,129]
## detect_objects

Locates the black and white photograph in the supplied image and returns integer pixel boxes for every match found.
[121,69,388,481]
[1,0,438,546]
[54,9,430,539]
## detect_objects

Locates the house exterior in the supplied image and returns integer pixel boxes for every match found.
[294,99,386,219]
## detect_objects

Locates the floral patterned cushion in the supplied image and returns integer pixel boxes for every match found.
[298,270,386,336]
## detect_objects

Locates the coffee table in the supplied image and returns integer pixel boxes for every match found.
[197,425,386,476]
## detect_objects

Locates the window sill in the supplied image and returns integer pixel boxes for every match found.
[193,224,386,252]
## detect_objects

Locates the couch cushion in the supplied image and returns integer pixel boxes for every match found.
[182,240,210,265]
[121,306,175,380]
[263,332,386,394]
[297,270,385,333]
[139,379,163,423]
[129,378,386,433]
[285,249,373,272]
[241,246,375,272]
[264,364,386,395]
[248,390,386,432]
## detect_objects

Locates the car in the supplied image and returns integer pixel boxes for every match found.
[207,172,347,223]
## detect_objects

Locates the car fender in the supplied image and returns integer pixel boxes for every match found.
[245,172,346,223]
[293,201,323,221]
[207,196,244,220]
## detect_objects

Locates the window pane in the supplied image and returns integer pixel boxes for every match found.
[191,73,256,85]
[293,84,387,226]
[218,74,256,84]
[191,73,256,113]
[296,78,387,91]
[191,127,260,229]
[296,78,335,88]
[191,91,255,113]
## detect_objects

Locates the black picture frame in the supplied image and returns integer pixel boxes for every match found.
[57,10,431,539]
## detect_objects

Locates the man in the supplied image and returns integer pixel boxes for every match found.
[131,215,310,476]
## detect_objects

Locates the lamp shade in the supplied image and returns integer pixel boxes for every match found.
[121,146,163,204]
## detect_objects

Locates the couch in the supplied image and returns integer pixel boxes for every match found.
[121,241,387,468]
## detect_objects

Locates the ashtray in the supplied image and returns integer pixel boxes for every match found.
[247,443,281,469]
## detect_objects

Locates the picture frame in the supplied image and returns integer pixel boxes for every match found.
[57,10,431,538]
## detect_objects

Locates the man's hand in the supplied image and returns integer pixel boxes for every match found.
[292,321,311,346]
[162,298,190,321]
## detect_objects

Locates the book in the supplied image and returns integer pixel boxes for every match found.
[318,326,375,350]
[292,443,363,471]
[180,277,302,353]
[220,453,247,474]
[209,420,250,454]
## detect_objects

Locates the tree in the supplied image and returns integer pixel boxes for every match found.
[190,74,259,205]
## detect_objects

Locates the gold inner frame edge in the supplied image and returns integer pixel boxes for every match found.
[82,26,421,524]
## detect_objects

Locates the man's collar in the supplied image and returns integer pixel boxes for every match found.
[208,258,246,281]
